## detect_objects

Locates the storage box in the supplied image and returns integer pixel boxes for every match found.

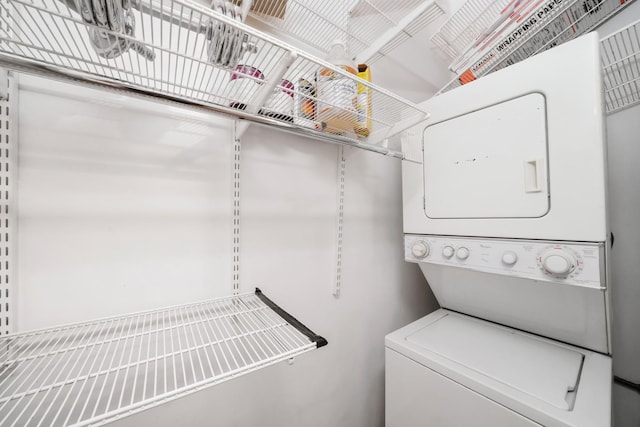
[356,64,371,137]
[231,0,288,19]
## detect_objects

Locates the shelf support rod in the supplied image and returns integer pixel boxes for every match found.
[0,69,7,100]
[232,122,242,295]
[240,0,253,22]
[367,111,431,147]
[332,146,346,298]
[236,50,298,139]
[354,1,438,64]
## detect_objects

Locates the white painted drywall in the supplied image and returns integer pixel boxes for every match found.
[614,382,640,427]
[17,76,235,330]
[606,104,640,384]
[596,7,640,425]
[596,0,640,386]
[106,121,436,427]
[15,76,436,426]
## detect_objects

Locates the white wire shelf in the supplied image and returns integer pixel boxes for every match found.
[242,0,445,65]
[0,289,326,427]
[431,0,511,62]
[435,0,633,93]
[0,0,430,158]
[601,18,640,113]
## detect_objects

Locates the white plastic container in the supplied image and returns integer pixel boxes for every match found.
[227,65,264,110]
[316,40,357,134]
[293,78,316,128]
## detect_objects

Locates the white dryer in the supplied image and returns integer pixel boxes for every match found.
[387,33,612,427]
[401,35,608,243]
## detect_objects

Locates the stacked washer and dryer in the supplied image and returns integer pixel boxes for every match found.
[387,33,613,427]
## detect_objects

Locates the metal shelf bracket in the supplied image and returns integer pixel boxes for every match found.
[354,1,438,64]
[368,110,430,146]
[236,49,298,138]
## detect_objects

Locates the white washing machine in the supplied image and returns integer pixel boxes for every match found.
[387,33,612,427]
[386,310,611,427]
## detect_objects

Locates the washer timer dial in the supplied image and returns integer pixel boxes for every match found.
[538,246,581,277]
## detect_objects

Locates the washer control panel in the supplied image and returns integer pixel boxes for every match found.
[405,235,605,289]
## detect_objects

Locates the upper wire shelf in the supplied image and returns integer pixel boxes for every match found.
[0,0,430,158]
[242,0,445,65]
[431,0,511,62]
[0,289,326,427]
[601,18,640,113]
[434,0,633,93]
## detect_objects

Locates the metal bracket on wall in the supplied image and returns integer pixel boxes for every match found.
[232,50,297,140]
[0,69,7,100]
[332,145,346,297]
[0,69,16,335]
[232,121,242,295]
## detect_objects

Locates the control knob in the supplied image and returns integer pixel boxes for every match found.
[502,251,518,266]
[541,250,576,276]
[411,241,430,259]
[442,246,455,259]
[456,247,470,260]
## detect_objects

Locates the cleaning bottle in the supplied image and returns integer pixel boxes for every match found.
[317,40,357,134]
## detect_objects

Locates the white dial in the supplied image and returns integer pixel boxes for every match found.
[411,241,430,259]
[442,246,455,258]
[502,251,518,266]
[456,247,470,260]
[541,250,576,276]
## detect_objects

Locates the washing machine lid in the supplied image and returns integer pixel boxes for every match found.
[405,313,583,410]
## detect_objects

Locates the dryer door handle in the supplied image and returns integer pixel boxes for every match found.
[524,159,544,193]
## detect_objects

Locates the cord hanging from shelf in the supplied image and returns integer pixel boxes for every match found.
[205,0,256,69]
[67,0,156,60]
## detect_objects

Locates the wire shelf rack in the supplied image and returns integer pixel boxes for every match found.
[242,0,445,65]
[0,0,430,158]
[0,289,326,427]
[435,0,633,93]
[601,18,640,113]
[431,0,511,61]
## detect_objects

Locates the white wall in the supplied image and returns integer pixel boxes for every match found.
[112,126,436,427]
[17,76,235,330]
[590,103,640,427]
[595,5,640,425]
[606,103,640,384]
[15,76,436,426]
